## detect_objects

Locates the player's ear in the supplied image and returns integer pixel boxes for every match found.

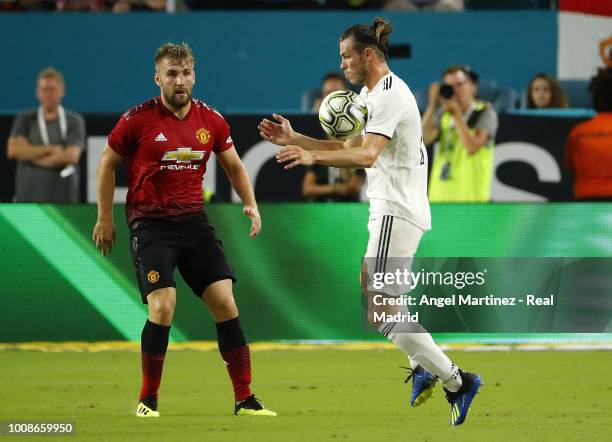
[154,72,161,87]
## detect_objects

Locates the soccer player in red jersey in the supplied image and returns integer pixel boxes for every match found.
[92,42,276,417]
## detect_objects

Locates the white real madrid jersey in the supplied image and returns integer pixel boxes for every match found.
[359,72,431,230]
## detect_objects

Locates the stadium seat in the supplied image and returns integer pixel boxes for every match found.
[559,79,592,108]
[493,87,520,113]
[476,78,499,103]
[477,79,519,113]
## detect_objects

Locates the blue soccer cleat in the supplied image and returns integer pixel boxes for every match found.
[444,370,483,426]
[403,365,437,407]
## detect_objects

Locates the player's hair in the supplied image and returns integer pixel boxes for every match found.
[589,67,612,112]
[526,73,568,108]
[37,67,64,86]
[340,17,393,60]
[444,64,479,84]
[155,42,195,70]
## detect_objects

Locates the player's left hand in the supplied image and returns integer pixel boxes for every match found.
[243,206,261,239]
[276,145,313,169]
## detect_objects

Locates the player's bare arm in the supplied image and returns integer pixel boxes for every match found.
[277,133,387,169]
[216,147,261,239]
[93,144,123,256]
[258,113,353,151]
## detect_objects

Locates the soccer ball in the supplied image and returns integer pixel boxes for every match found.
[318,90,368,139]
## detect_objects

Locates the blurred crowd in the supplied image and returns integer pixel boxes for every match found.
[0,0,556,12]
[0,0,165,11]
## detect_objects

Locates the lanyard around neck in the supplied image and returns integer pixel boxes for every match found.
[37,105,67,146]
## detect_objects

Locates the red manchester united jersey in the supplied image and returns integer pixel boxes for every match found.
[108,97,233,225]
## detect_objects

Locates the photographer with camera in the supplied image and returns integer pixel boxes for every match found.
[422,65,498,202]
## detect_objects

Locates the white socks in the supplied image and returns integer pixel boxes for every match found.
[381,323,463,392]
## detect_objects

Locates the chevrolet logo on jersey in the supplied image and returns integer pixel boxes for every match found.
[162,147,205,163]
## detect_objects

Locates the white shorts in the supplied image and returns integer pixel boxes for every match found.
[365,215,424,258]
[364,215,425,296]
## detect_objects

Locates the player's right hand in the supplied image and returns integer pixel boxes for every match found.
[258,113,296,146]
[93,219,116,256]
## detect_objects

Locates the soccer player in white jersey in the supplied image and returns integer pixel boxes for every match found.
[259,17,482,426]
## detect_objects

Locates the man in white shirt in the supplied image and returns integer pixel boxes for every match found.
[258,17,482,426]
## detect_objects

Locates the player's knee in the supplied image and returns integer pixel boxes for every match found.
[149,299,175,323]
[210,295,237,316]
[203,280,237,316]
[158,303,175,319]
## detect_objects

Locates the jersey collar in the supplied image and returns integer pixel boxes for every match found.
[363,71,394,96]
[156,96,194,121]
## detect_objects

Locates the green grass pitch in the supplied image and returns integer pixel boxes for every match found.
[1,349,611,441]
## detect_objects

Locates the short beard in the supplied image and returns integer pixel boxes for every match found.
[352,59,368,86]
[164,90,191,109]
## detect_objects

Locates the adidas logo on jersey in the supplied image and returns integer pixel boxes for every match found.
[155,133,168,142]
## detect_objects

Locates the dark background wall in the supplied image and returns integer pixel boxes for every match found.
[0,111,584,203]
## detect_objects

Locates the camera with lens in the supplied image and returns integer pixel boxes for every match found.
[439,83,454,99]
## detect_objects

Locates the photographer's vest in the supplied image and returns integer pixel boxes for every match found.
[428,101,494,202]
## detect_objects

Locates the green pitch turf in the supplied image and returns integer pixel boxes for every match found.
[1,349,610,441]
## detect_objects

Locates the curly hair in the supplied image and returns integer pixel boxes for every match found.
[340,17,393,60]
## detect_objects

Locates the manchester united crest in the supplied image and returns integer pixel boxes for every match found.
[147,270,160,284]
[196,128,211,145]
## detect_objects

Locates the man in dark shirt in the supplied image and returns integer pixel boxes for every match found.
[7,67,85,202]
[302,166,365,202]
[93,42,275,418]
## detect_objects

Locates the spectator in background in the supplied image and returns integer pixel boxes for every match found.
[56,0,93,10]
[526,73,569,109]
[0,0,25,11]
[565,67,612,201]
[112,0,165,12]
[306,71,365,202]
[0,0,166,11]
[302,166,365,202]
[6,67,85,202]
[311,72,348,112]
[383,0,463,11]
[422,65,498,202]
